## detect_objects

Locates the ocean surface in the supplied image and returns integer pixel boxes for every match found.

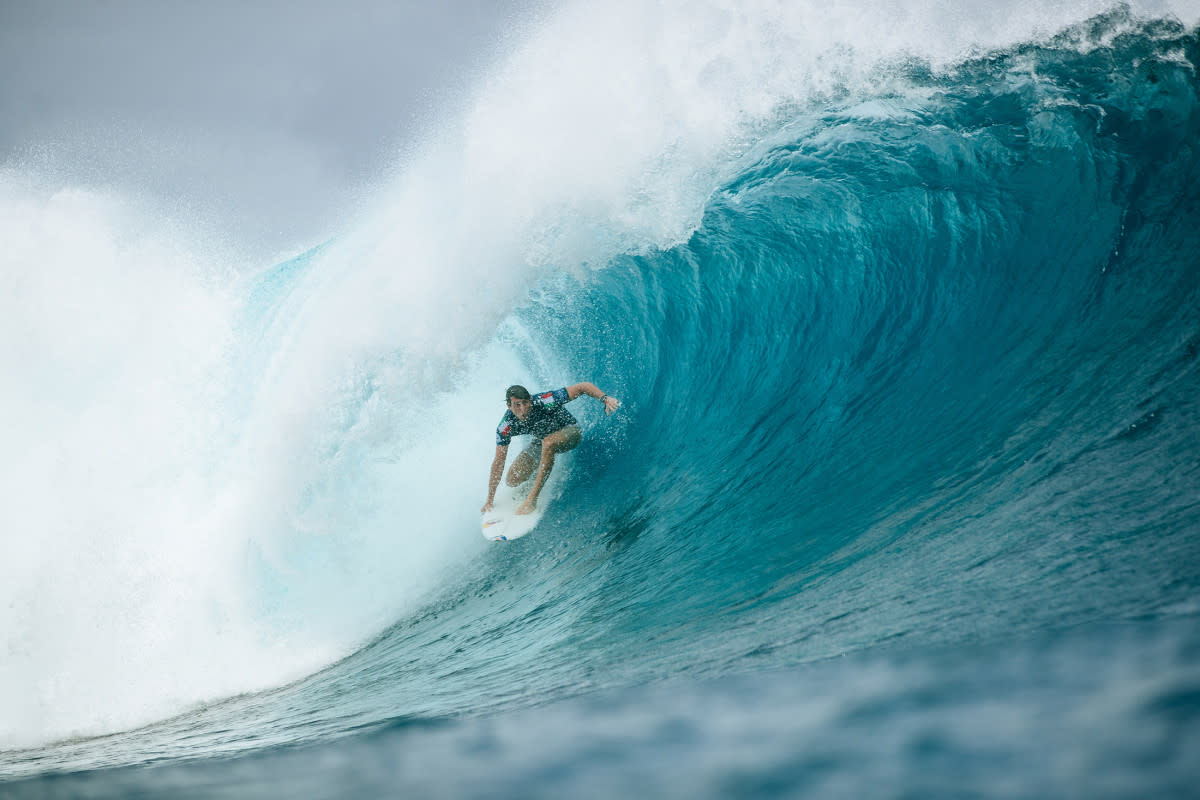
[3,3,1199,797]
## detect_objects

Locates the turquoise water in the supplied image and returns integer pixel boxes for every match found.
[3,7,1199,798]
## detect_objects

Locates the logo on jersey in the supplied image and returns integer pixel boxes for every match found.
[538,391,557,406]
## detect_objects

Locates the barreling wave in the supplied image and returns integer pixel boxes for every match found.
[2,2,1199,787]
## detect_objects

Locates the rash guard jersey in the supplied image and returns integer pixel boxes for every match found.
[495,387,577,446]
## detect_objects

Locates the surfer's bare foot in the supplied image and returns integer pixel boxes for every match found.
[515,499,537,515]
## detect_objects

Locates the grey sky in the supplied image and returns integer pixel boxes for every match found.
[0,0,540,258]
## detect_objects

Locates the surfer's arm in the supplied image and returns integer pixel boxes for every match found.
[565,382,621,415]
[483,445,508,512]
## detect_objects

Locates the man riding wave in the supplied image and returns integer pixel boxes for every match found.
[482,382,620,516]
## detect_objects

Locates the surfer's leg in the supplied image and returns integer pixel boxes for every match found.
[516,426,581,514]
[505,441,541,486]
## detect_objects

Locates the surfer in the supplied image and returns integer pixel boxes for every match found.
[482,383,620,515]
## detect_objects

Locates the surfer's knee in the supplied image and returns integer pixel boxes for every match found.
[545,426,581,455]
[506,451,535,485]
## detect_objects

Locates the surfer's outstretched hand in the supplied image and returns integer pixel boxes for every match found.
[602,395,621,416]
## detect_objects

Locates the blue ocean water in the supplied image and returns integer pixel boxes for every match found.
[3,7,1200,798]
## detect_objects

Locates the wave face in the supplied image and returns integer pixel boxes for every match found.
[3,4,1200,797]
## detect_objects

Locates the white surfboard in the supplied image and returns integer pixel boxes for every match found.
[480,486,547,542]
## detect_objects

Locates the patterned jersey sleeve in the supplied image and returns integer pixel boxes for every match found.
[496,413,515,447]
[532,387,570,408]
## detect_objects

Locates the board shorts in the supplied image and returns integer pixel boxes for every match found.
[518,425,582,460]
